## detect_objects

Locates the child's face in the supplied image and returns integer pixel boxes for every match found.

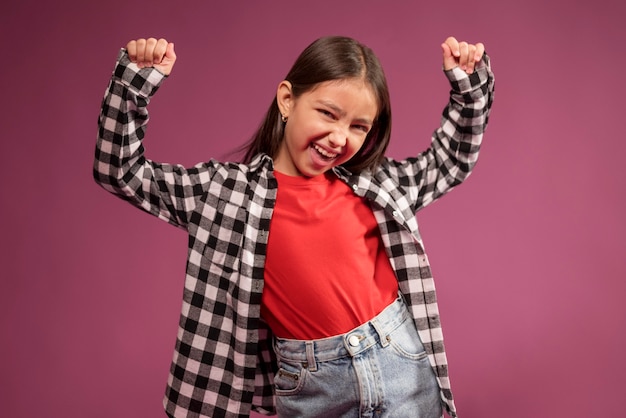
[274,78,378,177]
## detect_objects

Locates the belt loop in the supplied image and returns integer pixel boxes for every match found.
[371,319,390,348]
[305,341,317,371]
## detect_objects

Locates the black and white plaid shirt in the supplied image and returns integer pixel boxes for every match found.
[95,50,494,418]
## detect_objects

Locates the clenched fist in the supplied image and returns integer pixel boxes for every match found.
[441,36,485,74]
[126,38,177,75]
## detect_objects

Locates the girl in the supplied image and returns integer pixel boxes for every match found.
[95,35,494,417]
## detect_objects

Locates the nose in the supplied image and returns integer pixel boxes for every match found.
[328,126,348,148]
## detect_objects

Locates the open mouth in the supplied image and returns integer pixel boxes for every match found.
[311,143,338,161]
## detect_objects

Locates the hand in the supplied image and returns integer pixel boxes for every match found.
[126,38,177,75]
[441,37,485,74]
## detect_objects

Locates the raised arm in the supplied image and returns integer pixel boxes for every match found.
[94,39,212,229]
[386,36,495,212]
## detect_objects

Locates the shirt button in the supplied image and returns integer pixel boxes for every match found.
[352,184,358,192]
[348,335,360,347]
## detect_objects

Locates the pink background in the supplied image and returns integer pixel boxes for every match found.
[2,1,624,417]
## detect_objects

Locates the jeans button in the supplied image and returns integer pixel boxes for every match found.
[348,335,360,347]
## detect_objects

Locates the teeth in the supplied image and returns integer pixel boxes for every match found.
[313,144,337,159]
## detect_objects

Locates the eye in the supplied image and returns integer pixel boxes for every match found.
[318,109,336,119]
[352,124,370,134]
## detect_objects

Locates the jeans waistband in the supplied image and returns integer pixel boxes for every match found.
[273,295,410,370]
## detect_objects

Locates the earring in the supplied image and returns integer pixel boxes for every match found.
[281,114,288,123]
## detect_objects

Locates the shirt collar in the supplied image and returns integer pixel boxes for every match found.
[248,153,274,173]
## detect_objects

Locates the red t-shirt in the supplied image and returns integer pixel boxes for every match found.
[261,171,399,340]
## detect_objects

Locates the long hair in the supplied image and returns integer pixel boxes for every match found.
[241,36,392,173]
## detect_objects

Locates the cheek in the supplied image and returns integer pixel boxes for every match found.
[348,135,368,155]
[289,118,320,141]
[284,123,308,148]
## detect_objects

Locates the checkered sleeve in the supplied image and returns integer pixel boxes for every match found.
[94,49,213,229]
[386,54,495,212]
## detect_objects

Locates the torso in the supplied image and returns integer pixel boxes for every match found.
[261,170,398,340]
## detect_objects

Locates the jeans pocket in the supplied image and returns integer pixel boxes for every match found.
[387,316,429,361]
[275,359,306,396]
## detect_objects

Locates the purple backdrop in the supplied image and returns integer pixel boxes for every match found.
[2,1,624,417]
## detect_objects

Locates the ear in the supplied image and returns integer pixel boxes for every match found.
[276,80,293,118]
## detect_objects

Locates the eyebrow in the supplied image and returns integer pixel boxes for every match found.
[319,100,374,126]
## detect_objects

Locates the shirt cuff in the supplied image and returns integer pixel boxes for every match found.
[112,48,167,98]
[443,53,492,95]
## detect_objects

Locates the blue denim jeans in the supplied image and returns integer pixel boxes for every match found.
[273,295,443,418]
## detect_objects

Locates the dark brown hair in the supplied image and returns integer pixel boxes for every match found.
[241,36,392,173]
